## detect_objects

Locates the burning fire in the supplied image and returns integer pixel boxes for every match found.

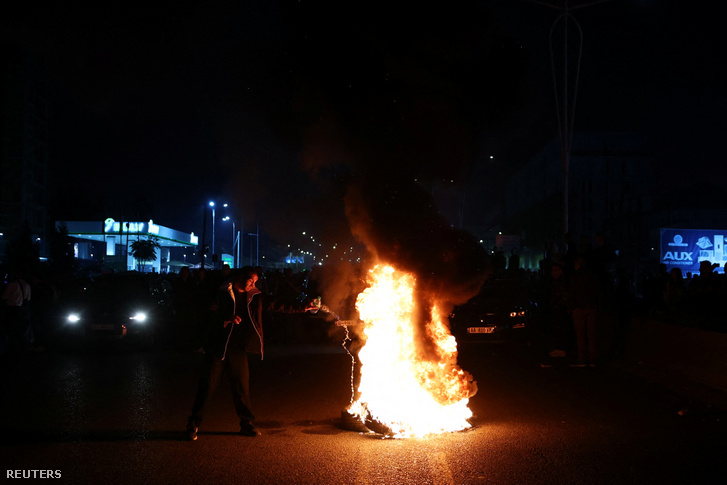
[346,264,477,438]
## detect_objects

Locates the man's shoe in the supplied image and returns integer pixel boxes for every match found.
[240,423,261,437]
[186,423,198,441]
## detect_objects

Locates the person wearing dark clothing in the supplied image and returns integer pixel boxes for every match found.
[588,233,616,307]
[689,260,721,323]
[186,269,315,440]
[492,248,506,274]
[508,249,520,273]
[273,268,303,305]
[563,233,579,274]
[663,267,686,315]
[569,256,602,366]
[540,261,572,366]
[2,271,32,354]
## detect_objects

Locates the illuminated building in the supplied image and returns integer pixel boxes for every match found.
[58,219,198,273]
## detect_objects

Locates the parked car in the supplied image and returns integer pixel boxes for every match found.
[54,272,174,349]
[448,277,538,343]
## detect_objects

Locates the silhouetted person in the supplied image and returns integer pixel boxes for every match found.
[253,266,270,296]
[274,268,302,305]
[688,260,721,325]
[663,267,686,316]
[579,234,593,262]
[569,256,602,367]
[589,233,616,306]
[540,261,572,367]
[492,248,506,274]
[563,233,579,274]
[186,268,316,440]
[644,263,669,317]
[1,270,32,354]
[220,263,231,281]
[508,249,520,273]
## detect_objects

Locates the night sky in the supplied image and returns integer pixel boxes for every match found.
[3,0,725,255]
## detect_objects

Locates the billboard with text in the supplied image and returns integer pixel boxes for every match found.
[660,228,726,274]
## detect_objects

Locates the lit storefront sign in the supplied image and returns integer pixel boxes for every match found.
[104,218,160,235]
[102,218,197,245]
[660,228,726,274]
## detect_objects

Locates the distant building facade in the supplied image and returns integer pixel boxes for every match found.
[59,219,199,273]
[503,132,656,273]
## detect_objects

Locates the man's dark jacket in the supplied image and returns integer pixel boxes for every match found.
[206,282,308,360]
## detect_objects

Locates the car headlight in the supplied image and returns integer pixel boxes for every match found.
[67,313,81,324]
[129,312,147,323]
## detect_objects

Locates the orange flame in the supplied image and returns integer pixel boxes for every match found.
[348,264,477,438]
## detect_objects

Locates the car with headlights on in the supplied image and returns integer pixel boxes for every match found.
[55,272,174,349]
[448,277,538,343]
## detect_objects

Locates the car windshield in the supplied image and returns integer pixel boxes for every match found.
[466,280,532,309]
[83,275,156,306]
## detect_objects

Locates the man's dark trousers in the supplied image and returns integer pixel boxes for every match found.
[189,350,255,427]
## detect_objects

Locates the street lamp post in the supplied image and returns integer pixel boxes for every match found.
[534,0,610,236]
[200,205,207,268]
[247,223,259,267]
[222,215,237,268]
[210,201,216,265]
[213,203,245,269]
[230,220,236,268]
[236,229,241,269]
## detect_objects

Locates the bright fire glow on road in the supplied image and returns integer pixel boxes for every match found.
[347,264,477,438]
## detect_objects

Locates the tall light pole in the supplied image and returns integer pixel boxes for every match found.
[209,201,216,265]
[222,215,237,268]
[532,0,610,237]
[200,206,207,268]
[247,223,259,267]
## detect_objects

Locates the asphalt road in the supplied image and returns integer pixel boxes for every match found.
[1,337,725,484]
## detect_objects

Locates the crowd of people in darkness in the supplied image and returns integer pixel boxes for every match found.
[642,259,726,331]
[2,229,726,361]
[166,264,318,352]
[0,262,321,357]
[509,232,630,367]
[490,231,727,368]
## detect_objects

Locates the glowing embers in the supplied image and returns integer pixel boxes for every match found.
[347,264,477,438]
